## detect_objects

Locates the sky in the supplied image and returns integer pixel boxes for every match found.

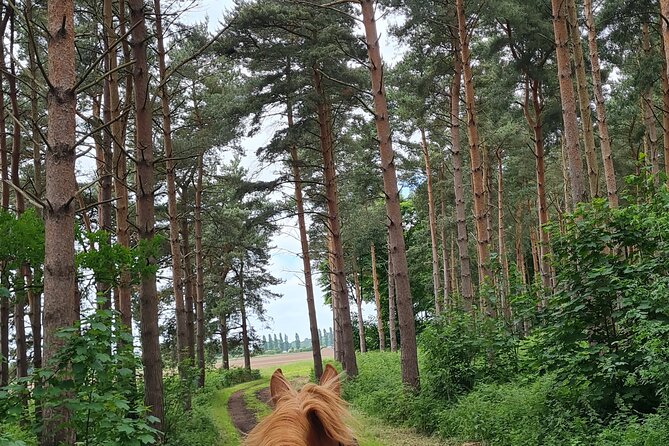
[180,0,402,342]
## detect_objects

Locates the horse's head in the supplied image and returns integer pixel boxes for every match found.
[244,364,357,446]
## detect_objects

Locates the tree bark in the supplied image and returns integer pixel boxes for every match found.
[180,217,196,362]
[450,40,474,311]
[128,0,164,430]
[496,151,510,320]
[551,0,588,204]
[289,143,323,378]
[456,0,491,291]
[420,129,442,315]
[361,0,419,389]
[0,10,8,211]
[155,0,190,393]
[313,66,357,377]
[641,23,660,179]
[584,0,618,206]
[370,243,385,351]
[239,262,251,370]
[522,77,553,290]
[42,0,78,443]
[567,0,599,198]
[112,0,132,333]
[195,154,206,387]
[387,242,398,353]
[353,269,366,353]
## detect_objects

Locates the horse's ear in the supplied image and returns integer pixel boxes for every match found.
[270,368,291,400]
[319,364,341,395]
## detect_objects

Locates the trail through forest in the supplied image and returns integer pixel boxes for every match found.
[211,360,450,446]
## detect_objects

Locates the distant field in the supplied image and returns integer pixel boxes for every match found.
[226,347,334,369]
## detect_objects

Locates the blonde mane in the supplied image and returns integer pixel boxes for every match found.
[244,365,357,446]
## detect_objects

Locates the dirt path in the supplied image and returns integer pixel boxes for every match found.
[227,390,258,435]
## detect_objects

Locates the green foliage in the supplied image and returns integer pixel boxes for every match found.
[420,312,520,400]
[540,187,669,413]
[0,424,36,446]
[164,383,220,446]
[218,368,261,388]
[0,306,158,446]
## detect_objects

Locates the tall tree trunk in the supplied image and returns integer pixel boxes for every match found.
[8,10,28,384]
[387,243,398,353]
[420,129,442,315]
[522,77,553,290]
[450,41,474,311]
[26,0,42,199]
[0,11,8,211]
[195,154,206,387]
[584,0,618,206]
[440,204,452,311]
[327,232,343,364]
[313,67,357,377]
[155,0,189,394]
[551,0,588,204]
[129,0,164,430]
[514,205,527,286]
[361,0,418,388]
[353,269,366,353]
[370,243,385,351]
[112,0,132,333]
[641,23,660,178]
[496,151,510,320]
[286,78,323,379]
[456,0,491,291]
[567,0,599,198]
[220,315,229,370]
[239,262,251,370]
[180,217,196,361]
[42,0,78,443]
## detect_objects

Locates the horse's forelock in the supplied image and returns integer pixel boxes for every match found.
[244,380,356,446]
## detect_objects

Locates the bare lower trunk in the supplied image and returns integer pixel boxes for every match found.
[361,0,418,388]
[450,41,474,311]
[129,0,164,430]
[496,151,510,320]
[387,243,398,353]
[584,0,618,206]
[181,218,196,361]
[567,0,599,198]
[239,262,251,370]
[195,154,206,387]
[43,1,78,443]
[551,0,588,204]
[220,315,229,370]
[421,129,442,314]
[353,269,366,353]
[370,243,385,351]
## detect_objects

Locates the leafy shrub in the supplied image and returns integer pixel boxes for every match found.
[0,424,36,446]
[420,312,520,401]
[218,367,261,388]
[541,188,669,414]
[164,405,219,446]
[0,307,158,446]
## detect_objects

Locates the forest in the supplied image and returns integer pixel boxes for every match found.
[2,0,669,445]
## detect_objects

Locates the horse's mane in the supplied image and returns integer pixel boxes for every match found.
[244,366,356,446]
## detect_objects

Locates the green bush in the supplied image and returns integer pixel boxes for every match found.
[420,312,520,401]
[218,367,261,388]
[164,405,219,446]
[0,424,36,446]
[541,188,669,414]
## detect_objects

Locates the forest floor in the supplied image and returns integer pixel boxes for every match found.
[207,359,457,446]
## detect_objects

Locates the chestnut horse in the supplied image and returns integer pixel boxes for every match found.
[244,364,357,446]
